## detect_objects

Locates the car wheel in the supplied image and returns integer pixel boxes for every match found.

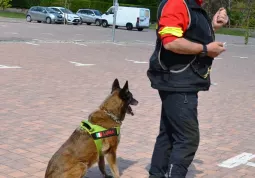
[95,19,101,26]
[46,17,51,24]
[37,21,41,23]
[86,23,92,25]
[102,20,108,28]
[126,23,133,31]
[26,15,32,22]
[138,28,144,31]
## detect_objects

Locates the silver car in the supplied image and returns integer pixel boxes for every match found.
[76,9,102,26]
[26,6,64,24]
[49,7,81,25]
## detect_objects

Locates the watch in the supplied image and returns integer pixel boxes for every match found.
[199,44,207,57]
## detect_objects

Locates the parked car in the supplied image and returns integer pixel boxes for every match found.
[49,7,81,25]
[26,6,64,24]
[76,9,102,26]
[101,6,150,31]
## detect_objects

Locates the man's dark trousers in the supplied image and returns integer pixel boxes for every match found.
[149,91,200,178]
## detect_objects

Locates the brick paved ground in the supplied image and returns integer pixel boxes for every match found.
[0,19,255,178]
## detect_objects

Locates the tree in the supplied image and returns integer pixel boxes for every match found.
[0,0,12,10]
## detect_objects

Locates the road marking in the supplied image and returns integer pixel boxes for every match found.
[134,40,155,46]
[218,152,255,168]
[233,56,248,59]
[228,44,255,47]
[215,57,222,60]
[41,33,54,36]
[26,42,39,46]
[125,59,148,64]
[4,32,18,35]
[69,61,95,66]
[134,61,148,64]
[0,65,21,69]
[28,26,39,29]
[113,42,125,46]
[103,41,125,46]
[246,162,255,167]
[135,40,151,43]
[211,82,218,86]
[74,43,87,46]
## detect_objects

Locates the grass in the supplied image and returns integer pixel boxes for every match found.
[0,11,26,19]
[149,23,251,37]
[215,28,246,36]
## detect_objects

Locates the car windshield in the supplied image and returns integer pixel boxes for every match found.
[46,7,57,13]
[60,8,73,14]
[93,10,102,16]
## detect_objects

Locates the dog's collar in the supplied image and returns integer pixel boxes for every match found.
[104,110,122,124]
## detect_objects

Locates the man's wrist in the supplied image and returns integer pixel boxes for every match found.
[197,44,204,54]
[198,44,207,57]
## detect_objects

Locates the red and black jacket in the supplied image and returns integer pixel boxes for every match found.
[147,0,215,92]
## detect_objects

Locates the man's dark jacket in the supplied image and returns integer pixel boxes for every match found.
[147,0,215,92]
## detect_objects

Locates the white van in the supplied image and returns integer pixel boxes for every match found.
[101,6,150,31]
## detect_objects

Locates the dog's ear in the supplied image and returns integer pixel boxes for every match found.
[112,78,120,93]
[121,81,129,94]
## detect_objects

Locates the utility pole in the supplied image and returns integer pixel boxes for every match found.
[64,0,67,25]
[228,0,231,28]
[112,0,118,42]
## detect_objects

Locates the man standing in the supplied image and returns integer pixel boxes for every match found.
[147,0,229,177]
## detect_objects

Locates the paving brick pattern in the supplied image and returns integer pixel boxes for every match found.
[0,19,255,178]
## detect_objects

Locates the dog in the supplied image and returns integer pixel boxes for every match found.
[45,78,138,178]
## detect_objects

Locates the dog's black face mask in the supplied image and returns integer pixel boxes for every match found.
[111,78,138,116]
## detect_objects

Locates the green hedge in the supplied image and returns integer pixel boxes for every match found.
[11,0,40,8]
[228,8,255,28]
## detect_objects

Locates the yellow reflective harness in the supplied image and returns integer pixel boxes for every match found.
[80,120,120,156]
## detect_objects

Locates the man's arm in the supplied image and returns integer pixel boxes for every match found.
[158,0,203,55]
[164,38,203,55]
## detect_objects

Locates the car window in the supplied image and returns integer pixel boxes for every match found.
[78,10,85,14]
[46,7,56,13]
[30,7,36,11]
[37,7,43,12]
[51,8,61,13]
[107,7,115,14]
[87,10,93,15]
[82,10,88,14]
[60,8,73,14]
[93,10,102,16]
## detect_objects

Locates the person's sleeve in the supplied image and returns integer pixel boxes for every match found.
[158,0,190,45]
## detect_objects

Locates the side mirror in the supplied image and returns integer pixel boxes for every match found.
[105,12,109,15]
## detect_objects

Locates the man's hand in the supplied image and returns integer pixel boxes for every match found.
[206,42,226,58]
[212,8,229,31]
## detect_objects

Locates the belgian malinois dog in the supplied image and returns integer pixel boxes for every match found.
[45,78,138,178]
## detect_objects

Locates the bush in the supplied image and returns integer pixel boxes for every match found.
[0,0,12,10]
[11,0,40,8]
